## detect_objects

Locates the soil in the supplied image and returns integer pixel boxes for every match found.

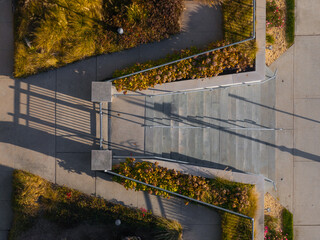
[265,0,287,66]
[264,192,284,231]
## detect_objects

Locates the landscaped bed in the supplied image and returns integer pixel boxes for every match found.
[265,0,295,65]
[113,158,258,240]
[113,0,256,93]
[10,170,182,240]
[113,39,256,93]
[15,0,257,87]
[14,0,183,78]
[264,193,294,240]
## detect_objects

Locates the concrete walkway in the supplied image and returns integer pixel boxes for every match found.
[0,1,222,239]
[0,0,14,238]
[268,0,320,238]
[110,79,276,180]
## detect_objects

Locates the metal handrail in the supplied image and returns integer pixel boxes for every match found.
[113,155,190,165]
[99,102,103,150]
[143,125,282,131]
[105,170,253,220]
[113,68,277,98]
[113,155,277,190]
[105,170,254,240]
[104,0,256,84]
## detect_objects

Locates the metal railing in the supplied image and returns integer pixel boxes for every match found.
[105,169,254,240]
[104,0,256,84]
[113,68,277,98]
[113,155,276,190]
[144,125,282,131]
[99,102,103,150]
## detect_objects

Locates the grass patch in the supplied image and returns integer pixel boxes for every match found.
[282,208,294,240]
[10,170,182,240]
[222,0,254,42]
[14,0,183,78]
[113,158,258,240]
[285,0,295,47]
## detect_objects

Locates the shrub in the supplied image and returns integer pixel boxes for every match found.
[266,34,275,44]
[282,208,293,240]
[264,215,288,240]
[14,0,183,78]
[10,170,182,240]
[266,0,285,28]
[113,40,256,93]
[113,158,258,240]
[285,0,295,46]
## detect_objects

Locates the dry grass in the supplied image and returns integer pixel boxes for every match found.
[265,0,287,66]
[14,0,183,78]
[10,170,182,240]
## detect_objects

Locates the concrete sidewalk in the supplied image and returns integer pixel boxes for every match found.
[269,0,320,238]
[0,0,14,238]
[0,1,223,239]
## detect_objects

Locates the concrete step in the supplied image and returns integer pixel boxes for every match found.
[170,94,180,160]
[145,96,154,155]
[152,95,164,156]
[219,88,230,167]
[235,86,246,171]
[162,95,173,158]
[178,93,188,161]
[209,90,221,165]
[143,80,276,180]
[186,92,204,163]
[202,91,212,162]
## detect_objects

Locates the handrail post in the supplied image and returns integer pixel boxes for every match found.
[99,102,103,150]
[253,0,256,39]
[252,218,255,240]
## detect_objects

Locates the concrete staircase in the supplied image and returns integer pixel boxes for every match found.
[144,80,276,180]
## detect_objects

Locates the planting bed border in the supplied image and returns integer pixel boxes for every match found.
[109,158,265,240]
[104,0,266,96]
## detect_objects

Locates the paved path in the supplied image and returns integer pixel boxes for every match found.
[0,1,222,239]
[0,0,14,238]
[268,0,320,238]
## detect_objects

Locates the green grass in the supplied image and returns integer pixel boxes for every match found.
[10,170,182,240]
[14,0,183,78]
[282,208,294,240]
[222,0,254,42]
[285,0,295,47]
